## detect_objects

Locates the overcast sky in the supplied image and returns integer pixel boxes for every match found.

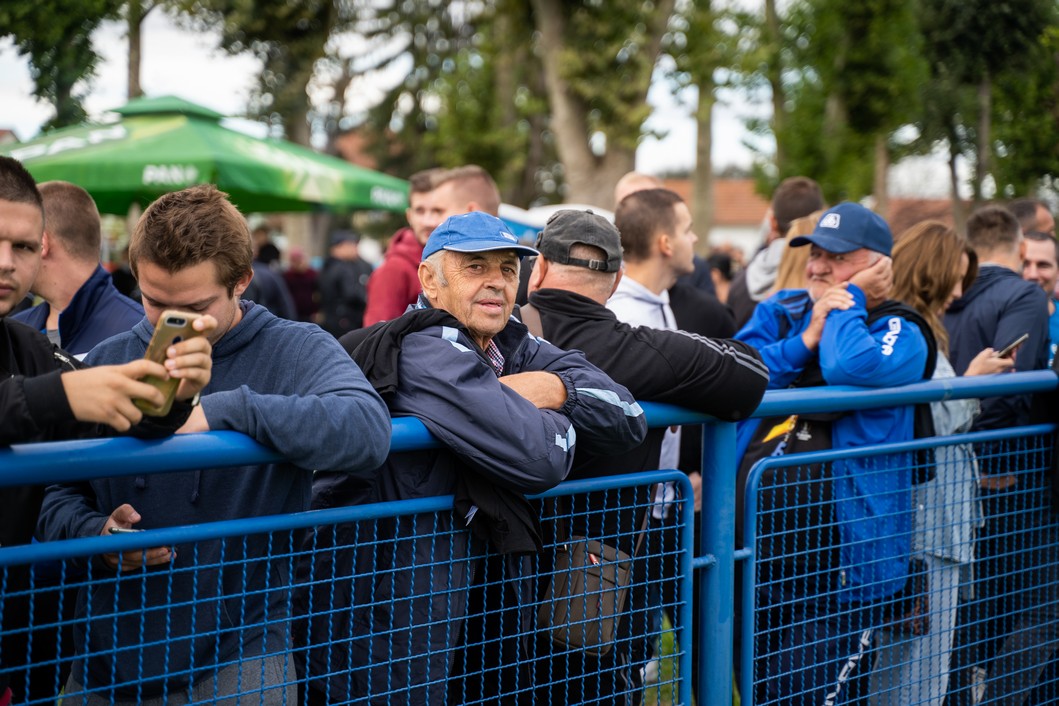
[1,11,960,198]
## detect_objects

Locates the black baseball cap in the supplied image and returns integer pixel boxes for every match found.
[535,209,623,273]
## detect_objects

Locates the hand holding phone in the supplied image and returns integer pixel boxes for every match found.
[994,333,1029,359]
[135,311,204,416]
[103,504,175,571]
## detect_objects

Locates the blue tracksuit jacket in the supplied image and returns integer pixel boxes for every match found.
[736,286,929,602]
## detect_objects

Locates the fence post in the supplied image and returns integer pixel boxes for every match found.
[699,420,737,706]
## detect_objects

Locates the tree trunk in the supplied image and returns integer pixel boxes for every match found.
[493,6,524,205]
[529,0,674,207]
[529,0,608,205]
[693,82,715,254]
[127,0,144,99]
[973,73,992,206]
[872,134,889,220]
[948,139,966,232]
[764,0,787,173]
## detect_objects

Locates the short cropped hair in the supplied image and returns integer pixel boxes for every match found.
[130,184,253,294]
[409,168,442,195]
[0,156,44,217]
[1008,198,1046,235]
[39,181,101,262]
[966,205,1022,255]
[431,165,501,216]
[1024,229,1059,262]
[772,177,825,236]
[614,188,685,263]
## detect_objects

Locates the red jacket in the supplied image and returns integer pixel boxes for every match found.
[363,227,424,326]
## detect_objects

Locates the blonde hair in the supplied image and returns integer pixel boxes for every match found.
[771,210,823,293]
[892,220,977,355]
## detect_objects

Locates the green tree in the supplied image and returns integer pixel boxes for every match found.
[177,0,350,145]
[991,25,1059,198]
[920,0,1054,204]
[0,0,121,130]
[529,0,678,207]
[667,0,746,241]
[764,0,927,206]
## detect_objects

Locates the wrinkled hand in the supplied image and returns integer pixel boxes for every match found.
[498,371,568,410]
[801,284,854,351]
[61,360,169,431]
[168,314,217,402]
[100,503,175,572]
[965,347,1016,376]
[849,256,893,308]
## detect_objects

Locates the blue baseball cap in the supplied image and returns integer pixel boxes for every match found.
[422,211,539,261]
[789,202,893,257]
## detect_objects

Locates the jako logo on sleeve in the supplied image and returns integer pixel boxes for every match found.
[881,317,902,355]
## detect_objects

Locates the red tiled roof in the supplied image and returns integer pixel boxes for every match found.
[662,178,770,226]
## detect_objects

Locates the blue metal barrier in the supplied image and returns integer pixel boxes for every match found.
[2,371,1057,705]
[0,421,693,705]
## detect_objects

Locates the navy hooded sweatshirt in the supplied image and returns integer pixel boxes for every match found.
[37,302,390,699]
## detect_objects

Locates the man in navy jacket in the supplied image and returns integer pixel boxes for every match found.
[942,206,1053,705]
[304,211,646,705]
[0,158,214,706]
[14,181,143,356]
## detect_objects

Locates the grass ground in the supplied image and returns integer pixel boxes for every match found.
[640,616,741,706]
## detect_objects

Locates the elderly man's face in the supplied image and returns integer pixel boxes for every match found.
[805,245,876,300]
[421,249,520,349]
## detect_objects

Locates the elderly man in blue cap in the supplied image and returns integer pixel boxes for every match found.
[732,202,936,706]
[301,211,647,705]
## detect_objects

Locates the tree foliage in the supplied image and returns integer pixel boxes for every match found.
[175,0,348,145]
[0,0,121,130]
[747,0,927,203]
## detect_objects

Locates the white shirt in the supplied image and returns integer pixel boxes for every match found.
[607,276,681,517]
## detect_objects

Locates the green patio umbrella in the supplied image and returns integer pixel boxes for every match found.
[1,95,409,215]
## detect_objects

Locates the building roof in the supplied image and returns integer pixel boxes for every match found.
[662,177,770,227]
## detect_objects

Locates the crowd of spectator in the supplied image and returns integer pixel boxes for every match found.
[2,151,1059,706]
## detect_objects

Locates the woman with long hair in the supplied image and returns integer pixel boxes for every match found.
[869,220,1013,705]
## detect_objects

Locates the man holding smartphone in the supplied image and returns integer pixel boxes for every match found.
[943,205,1053,705]
[0,157,215,705]
[37,184,392,705]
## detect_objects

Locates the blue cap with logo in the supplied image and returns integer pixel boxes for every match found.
[789,201,893,257]
[422,211,539,261]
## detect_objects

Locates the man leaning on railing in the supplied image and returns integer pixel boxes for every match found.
[35,184,391,706]
[733,202,934,706]
[299,211,647,705]
[0,157,215,706]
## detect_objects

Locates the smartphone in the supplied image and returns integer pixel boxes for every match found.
[135,310,203,416]
[995,333,1030,359]
[108,527,142,534]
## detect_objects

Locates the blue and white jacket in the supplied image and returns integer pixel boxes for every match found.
[305,307,646,704]
[736,286,929,602]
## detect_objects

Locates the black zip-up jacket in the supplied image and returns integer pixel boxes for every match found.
[526,288,769,543]
[0,317,192,550]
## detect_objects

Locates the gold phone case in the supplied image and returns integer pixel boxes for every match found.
[135,310,202,416]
